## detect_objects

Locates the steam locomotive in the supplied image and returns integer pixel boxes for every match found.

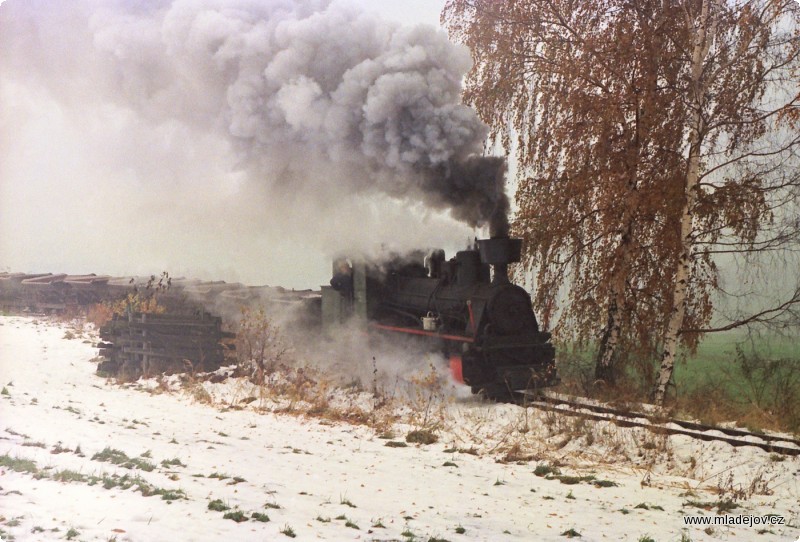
[322,237,558,398]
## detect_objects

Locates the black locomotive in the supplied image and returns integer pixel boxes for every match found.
[323,237,558,398]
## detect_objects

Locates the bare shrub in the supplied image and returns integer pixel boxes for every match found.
[673,381,734,427]
[86,303,114,328]
[624,351,661,397]
[556,346,657,407]
[108,292,166,317]
[500,442,538,464]
[235,307,289,385]
[541,409,573,437]
[734,348,800,433]
[104,273,172,319]
[151,375,174,395]
[183,376,212,404]
[554,348,595,396]
[634,431,671,460]
[89,278,169,339]
[406,364,450,431]
[675,348,800,433]
[713,467,778,502]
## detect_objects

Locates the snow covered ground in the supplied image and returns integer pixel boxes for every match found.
[1,315,798,541]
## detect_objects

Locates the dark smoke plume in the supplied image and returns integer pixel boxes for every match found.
[426,156,509,237]
[0,0,509,284]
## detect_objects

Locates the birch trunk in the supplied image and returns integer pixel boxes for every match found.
[594,284,623,383]
[653,0,716,404]
[595,81,648,385]
[594,224,634,384]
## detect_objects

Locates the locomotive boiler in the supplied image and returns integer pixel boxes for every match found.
[322,237,558,398]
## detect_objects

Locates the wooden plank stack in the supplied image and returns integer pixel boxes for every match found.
[97,311,231,380]
[0,273,113,313]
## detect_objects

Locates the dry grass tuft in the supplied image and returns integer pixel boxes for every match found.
[406,429,438,445]
[184,378,212,404]
[86,303,114,328]
[406,364,451,431]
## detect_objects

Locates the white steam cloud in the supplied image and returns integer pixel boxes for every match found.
[0,0,506,288]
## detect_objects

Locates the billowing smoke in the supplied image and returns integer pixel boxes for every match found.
[0,0,508,286]
[427,156,509,237]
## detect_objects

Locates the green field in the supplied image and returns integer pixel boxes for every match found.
[676,330,800,391]
[555,330,800,432]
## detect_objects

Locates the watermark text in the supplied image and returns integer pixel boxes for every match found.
[683,514,785,528]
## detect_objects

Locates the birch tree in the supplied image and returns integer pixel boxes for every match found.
[444,0,800,398]
[444,0,688,383]
[653,0,800,403]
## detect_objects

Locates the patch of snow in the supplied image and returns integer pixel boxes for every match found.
[1,316,798,541]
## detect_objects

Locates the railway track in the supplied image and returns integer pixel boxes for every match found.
[515,390,800,457]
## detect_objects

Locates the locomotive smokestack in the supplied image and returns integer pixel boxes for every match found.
[477,237,522,284]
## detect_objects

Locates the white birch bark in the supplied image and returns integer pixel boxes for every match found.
[594,229,633,383]
[653,0,717,404]
[594,283,623,382]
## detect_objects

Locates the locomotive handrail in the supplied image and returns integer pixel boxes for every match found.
[466,299,476,334]
[368,323,475,343]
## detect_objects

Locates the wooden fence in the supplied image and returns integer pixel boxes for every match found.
[98,311,233,379]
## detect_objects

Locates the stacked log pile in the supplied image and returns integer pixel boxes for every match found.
[0,273,113,312]
[97,311,233,380]
[0,272,317,316]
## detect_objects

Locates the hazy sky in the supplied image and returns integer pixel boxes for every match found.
[348,0,443,27]
[0,0,492,290]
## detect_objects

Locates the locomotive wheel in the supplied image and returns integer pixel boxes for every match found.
[459,351,484,385]
[460,351,512,401]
